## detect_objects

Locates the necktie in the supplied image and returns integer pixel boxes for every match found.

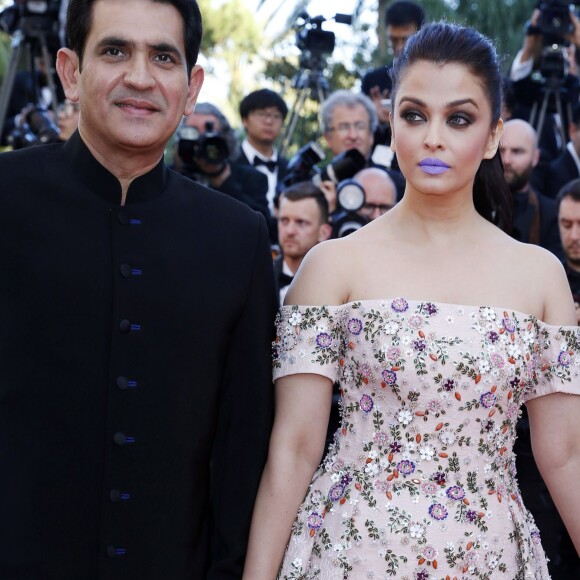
[278,272,294,288]
[253,157,277,172]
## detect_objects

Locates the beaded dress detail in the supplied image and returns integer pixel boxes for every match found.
[273,299,580,579]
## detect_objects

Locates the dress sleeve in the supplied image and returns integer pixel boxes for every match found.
[524,322,580,402]
[272,304,344,383]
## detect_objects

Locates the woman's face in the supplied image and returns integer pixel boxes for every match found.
[390,60,502,201]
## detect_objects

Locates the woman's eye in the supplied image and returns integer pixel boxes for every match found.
[402,111,422,122]
[449,114,470,126]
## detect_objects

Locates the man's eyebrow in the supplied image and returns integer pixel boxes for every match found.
[95,37,183,60]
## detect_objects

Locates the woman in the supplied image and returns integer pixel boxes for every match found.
[243,22,580,579]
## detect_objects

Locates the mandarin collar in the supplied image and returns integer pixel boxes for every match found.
[63,130,168,205]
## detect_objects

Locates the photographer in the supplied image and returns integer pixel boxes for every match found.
[509,2,580,162]
[173,101,272,236]
[319,89,405,212]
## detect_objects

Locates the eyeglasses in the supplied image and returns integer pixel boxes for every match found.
[328,121,370,135]
[359,202,393,216]
[251,110,283,122]
[57,101,80,117]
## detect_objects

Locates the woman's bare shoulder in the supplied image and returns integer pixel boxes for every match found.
[284,237,361,306]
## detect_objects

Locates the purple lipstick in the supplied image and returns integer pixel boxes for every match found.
[419,158,450,175]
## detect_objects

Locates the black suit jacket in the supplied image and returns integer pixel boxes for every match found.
[548,148,580,198]
[0,132,277,579]
[236,148,290,186]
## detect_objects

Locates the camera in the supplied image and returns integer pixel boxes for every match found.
[537,0,574,42]
[330,178,369,238]
[177,121,230,166]
[294,11,352,70]
[313,148,367,186]
[279,141,326,191]
[7,105,60,149]
[0,0,62,35]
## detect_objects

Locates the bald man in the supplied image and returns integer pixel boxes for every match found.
[355,167,397,221]
[499,118,562,258]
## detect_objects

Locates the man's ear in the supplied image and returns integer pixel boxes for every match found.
[56,48,81,103]
[184,65,204,117]
[483,118,504,160]
[319,223,332,242]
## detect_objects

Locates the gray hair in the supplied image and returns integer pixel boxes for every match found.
[321,90,378,134]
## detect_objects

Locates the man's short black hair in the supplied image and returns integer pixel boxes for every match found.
[557,177,580,209]
[385,1,425,29]
[66,0,202,75]
[239,89,288,120]
[278,181,329,224]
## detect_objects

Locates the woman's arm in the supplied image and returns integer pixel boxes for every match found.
[527,393,580,554]
[242,373,333,579]
[527,253,580,554]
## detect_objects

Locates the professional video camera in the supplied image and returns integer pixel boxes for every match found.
[330,179,369,238]
[0,0,62,35]
[535,0,575,81]
[294,11,352,71]
[177,121,230,167]
[7,104,60,149]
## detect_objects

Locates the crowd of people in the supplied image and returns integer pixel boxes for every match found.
[0,1,580,579]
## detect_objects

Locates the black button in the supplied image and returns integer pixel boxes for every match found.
[110,489,131,502]
[119,319,131,333]
[113,432,135,446]
[116,376,128,390]
[107,545,126,558]
[118,212,129,225]
[120,264,132,278]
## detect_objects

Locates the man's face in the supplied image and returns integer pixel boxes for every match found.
[278,197,327,261]
[59,0,203,161]
[356,172,396,221]
[242,107,284,147]
[324,103,374,159]
[386,23,418,57]
[499,123,538,193]
[559,196,580,269]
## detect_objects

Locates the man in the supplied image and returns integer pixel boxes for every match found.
[354,166,397,222]
[547,102,580,197]
[361,1,425,151]
[499,118,562,258]
[557,178,580,320]
[319,89,405,211]
[174,101,273,236]
[237,88,290,216]
[275,181,331,303]
[0,1,276,579]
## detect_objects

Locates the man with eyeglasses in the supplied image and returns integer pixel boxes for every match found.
[354,167,397,221]
[238,89,290,221]
[320,90,404,213]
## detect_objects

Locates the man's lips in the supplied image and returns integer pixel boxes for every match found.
[419,157,450,175]
[116,99,159,113]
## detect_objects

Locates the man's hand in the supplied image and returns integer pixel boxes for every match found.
[369,86,391,125]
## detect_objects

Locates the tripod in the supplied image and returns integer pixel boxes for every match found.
[0,15,60,137]
[280,61,329,158]
[529,77,571,153]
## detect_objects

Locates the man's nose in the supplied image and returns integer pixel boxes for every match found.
[124,55,156,89]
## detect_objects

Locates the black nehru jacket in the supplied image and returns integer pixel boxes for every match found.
[0,131,277,579]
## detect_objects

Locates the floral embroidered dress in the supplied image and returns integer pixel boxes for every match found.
[273,299,580,580]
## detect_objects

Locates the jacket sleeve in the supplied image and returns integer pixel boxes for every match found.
[208,213,278,579]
